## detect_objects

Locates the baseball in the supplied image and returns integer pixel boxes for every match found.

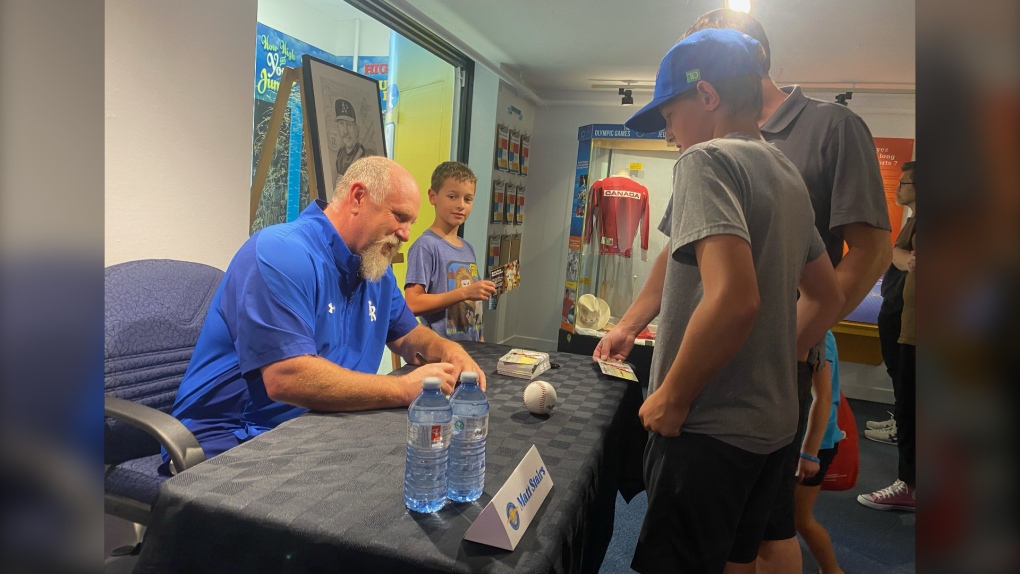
[524,380,557,415]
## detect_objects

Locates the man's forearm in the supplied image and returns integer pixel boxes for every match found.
[796,298,838,360]
[617,245,668,333]
[836,224,892,320]
[835,249,887,319]
[263,355,410,411]
[389,324,449,364]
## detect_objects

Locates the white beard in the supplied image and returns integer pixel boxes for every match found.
[359,236,400,281]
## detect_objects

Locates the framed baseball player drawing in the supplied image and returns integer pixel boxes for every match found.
[302,54,386,201]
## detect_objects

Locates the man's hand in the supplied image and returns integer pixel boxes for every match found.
[442,346,487,391]
[593,326,636,361]
[402,362,457,399]
[797,457,821,483]
[907,250,916,273]
[461,280,497,302]
[638,388,690,437]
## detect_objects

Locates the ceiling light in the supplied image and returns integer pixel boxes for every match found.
[726,0,751,13]
[619,88,634,106]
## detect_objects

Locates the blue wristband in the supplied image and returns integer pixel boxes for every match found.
[800,452,821,463]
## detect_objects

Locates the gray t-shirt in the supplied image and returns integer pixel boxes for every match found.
[761,86,891,267]
[652,134,826,455]
[405,230,483,342]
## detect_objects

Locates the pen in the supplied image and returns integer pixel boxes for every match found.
[415,352,429,365]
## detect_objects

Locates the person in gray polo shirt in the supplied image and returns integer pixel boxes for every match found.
[682,9,893,573]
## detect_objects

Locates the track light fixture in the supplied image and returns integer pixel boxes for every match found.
[619,87,634,106]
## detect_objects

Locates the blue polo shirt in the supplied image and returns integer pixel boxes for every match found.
[163,200,418,469]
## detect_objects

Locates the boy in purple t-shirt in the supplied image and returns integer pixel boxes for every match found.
[405,162,496,342]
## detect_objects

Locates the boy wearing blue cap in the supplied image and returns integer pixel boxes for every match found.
[599,29,843,573]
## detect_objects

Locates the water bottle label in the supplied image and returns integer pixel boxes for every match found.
[452,415,488,439]
[407,422,451,449]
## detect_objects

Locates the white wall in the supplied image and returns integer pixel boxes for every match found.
[105,0,258,269]
[463,66,500,259]
[479,81,536,346]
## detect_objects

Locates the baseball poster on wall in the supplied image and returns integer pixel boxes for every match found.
[504,183,517,223]
[496,125,509,171]
[515,185,525,225]
[491,180,505,224]
[499,234,512,266]
[302,55,385,201]
[488,234,501,271]
[509,130,521,174]
[520,134,530,176]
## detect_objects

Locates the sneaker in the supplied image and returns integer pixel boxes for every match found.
[857,479,915,511]
[864,426,898,444]
[867,412,896,430]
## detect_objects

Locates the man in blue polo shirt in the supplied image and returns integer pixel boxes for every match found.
[163,157,483,473]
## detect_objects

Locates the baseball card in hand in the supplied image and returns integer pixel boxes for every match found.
[596,359,639,382]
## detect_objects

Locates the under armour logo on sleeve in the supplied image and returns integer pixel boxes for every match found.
[328,302,335,314]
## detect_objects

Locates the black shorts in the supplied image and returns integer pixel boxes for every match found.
[631,432,787,574]
[762,360,814,541]
[799,442,839,487]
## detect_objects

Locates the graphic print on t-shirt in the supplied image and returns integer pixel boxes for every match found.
[446,261,483,337]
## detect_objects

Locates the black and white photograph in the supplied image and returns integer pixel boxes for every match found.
[302,54,385,200]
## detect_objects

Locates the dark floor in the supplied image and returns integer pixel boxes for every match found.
[599,398,916,574]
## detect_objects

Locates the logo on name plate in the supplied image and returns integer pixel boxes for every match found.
[505,502,521,530]
[367,300,377,322]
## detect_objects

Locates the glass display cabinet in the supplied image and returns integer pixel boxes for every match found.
[557,124,676,383]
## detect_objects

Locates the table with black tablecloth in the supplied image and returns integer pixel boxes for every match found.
[133,342,646,573]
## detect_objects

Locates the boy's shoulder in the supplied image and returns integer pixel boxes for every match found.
[680,134,784,168]
[408,230,474,255]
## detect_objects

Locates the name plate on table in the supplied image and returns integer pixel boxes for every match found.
[463,445,554,550]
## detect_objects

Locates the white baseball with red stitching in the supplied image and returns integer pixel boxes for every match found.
[524,380,557,414]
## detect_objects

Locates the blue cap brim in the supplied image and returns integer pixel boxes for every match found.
[624,94,673,134]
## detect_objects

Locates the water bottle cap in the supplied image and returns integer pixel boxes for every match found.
[422,376,442,390]
[459,371,479,385]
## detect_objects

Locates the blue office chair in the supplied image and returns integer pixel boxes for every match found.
[104,259,222,526]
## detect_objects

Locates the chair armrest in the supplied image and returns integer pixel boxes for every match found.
[104,396,206,473]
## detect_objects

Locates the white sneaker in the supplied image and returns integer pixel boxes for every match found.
[867,412,895,430]
[864,426,898,444]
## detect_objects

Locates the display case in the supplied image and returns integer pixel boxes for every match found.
[557,124,677,379]
[557,128,916,373]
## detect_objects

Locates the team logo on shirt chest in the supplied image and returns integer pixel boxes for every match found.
[368,300,377,322]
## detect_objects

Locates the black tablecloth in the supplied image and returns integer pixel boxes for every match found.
[134,342,645,573]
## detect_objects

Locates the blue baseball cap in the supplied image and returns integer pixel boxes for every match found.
[625,28,764,134]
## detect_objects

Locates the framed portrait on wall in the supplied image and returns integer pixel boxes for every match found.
[302,54,386,201]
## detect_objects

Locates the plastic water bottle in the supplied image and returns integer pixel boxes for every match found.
[448,371,488,502]
[404,377,452,513]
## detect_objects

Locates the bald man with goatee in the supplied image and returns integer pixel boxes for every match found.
[162,157,484,474]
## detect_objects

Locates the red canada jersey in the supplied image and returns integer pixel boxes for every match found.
[584,176,650,257]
